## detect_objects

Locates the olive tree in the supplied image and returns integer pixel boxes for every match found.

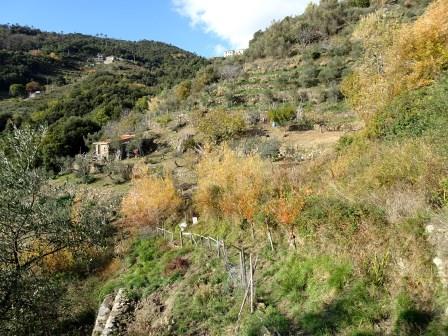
[0,126,117,334]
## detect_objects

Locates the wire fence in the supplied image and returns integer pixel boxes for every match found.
[155,227,257,316]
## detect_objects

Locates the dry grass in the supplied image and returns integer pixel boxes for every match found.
[344,0,448,122]
[121,175,182,229]
[331,140,444,198]
[194,146,269,223]
[383,186,427,224]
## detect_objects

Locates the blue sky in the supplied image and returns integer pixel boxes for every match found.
[0,0,313,57]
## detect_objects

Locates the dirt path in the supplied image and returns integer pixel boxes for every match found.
[272,129,345,148]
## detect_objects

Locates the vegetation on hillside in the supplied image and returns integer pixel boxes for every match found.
[97,1,448,335]
[0,24,207,94]
[3,0,448,334]
[0,127,118,334]
[245,0,431,60]
[0,25,207,171]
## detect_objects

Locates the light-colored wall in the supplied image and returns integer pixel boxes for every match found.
[224,49,246,58]
[95,143,110,160]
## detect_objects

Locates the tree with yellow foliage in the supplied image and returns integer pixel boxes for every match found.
[121,175,182,229]
[343,0,448,122]
[194,146,268,236]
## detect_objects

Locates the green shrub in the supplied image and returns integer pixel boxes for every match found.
[171,253,238,335]
[288,118,314,131]
[350,0,370,8]
[0,112,13,132]
[368,74,448,151]
[155,114,173,126]
[268,104,296,125]
[318,64,341,84]
[297,196,386,237]
[106,162,134,184]
[303,46,323,61]
[298,63,320,88]
[234,137,281,159]
[134,96,149,112]
[73,154,95,184]
[336,134,354,151]
[9,83,26,97]
[276,255,352,305]
[196,109,246,143]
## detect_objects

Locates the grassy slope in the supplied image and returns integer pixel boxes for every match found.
[95,2,448,336]
[25,1,448,335]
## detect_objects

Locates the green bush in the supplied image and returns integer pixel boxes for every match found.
[171,252,238,335]
[196,109,246,143]
[268,104,296,125]
[350,0,370,8]
[318,63,342,84]
[9,83,26,97]
[0,112,13,132]
[155,114,173,126]
[368,74,448,151]
[288,118,314,131]
[298,63,320,88]
[336,134,355,151]
[276,255,352,304]
[106,162,134,184]
[234,137,281,159]
[297,195,386,238]
[303,46,323,61]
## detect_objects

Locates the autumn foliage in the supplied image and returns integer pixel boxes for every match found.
[343,0,448,122]
[121,175,182,228]
[194,146,268,223]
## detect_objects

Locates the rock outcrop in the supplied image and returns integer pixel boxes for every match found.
[92,289,134,336]
[426,212,448,288]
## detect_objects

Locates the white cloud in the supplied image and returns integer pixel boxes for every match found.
[173,0,314,49]
[213,44,227,56]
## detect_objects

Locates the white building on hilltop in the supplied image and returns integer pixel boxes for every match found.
[224,49,246,58]
[104,56,116,64]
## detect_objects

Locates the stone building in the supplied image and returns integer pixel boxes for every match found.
[93,134,136,161]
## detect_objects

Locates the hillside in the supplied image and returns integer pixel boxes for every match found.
[1,0,448,335]
[0,25,207,169]
[0,24,207,95]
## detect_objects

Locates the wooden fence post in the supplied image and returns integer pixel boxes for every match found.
[239,248,247,287]
[242,248,247,287]
[267,224,274,252]
[249,254,254,313]
[180,231,183,247]
[222,240,228,264]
